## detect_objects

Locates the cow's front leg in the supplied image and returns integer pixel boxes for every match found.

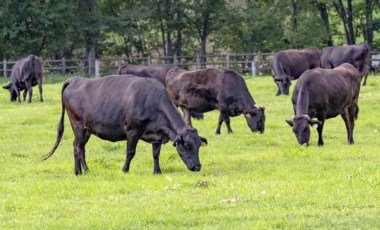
[182,107,193,127]
[221,110,232,134]
[152,143,162,174]
[23,89,27,101]
[122,131,140,173]
[316,121,325,146]
[215,113,224,135]
[13,83,21,102]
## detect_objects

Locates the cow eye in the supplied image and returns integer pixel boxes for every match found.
[184,143,192,150]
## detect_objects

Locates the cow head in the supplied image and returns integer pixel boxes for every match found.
[244,105,266,133]
[274,75,291,95]
[286,115,322,146]
[2,82,17,101]
[173,128,207,172]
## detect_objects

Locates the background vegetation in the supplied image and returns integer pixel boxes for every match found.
[0,74,379,229]
[0,0,379,62]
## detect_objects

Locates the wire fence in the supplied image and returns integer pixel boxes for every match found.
[1,52,380,78]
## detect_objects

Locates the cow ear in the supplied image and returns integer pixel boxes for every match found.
[172,135,182,147]
[200,136,208,147]
[309,120,322,128]
[286,120,294,127]
[245,112,251,118]
[2,83,11,89]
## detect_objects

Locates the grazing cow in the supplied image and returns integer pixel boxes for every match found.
[166,68,265,135]
[3,79,38,102]
[270,48,320,96]
[43,75,207,174]
[117,64,176,86]
[286,63,362,146]
[3,55,43,102]
[320,44,370,86]
[117,64,204,120]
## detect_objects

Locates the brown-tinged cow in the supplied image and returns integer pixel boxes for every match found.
[117,64,176,86]
[43,75,207,174]
[270,48,320,96]
[320,44,370,86]
[286,63,362,146]
[166,68,265,135]
[2,55,43,102]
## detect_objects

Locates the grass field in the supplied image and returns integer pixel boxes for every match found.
[0,74,379,229]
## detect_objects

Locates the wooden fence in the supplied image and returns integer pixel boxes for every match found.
[1,52,380,78]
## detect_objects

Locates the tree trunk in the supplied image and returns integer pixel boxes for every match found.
[291,0,297,32]
[200,32,207,69]
[334,0,355,44]
[313,2,334,46]
[365,0,374,46]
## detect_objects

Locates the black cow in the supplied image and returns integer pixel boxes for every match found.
[117,64,176,86]
[270,48,320,96]
[2,55,43,102]
[166,68,265,135]
[286,63,362,146]
[320,44,370,86]
[43,75,207,174]
[118,64,204,120]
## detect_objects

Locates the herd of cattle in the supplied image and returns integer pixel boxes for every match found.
[2,44,372,174]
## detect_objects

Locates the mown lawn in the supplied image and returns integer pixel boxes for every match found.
[0,74,379,229]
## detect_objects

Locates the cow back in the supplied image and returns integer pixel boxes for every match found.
[117,64,177,86]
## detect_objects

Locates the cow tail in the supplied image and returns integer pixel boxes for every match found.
[42,80,70,160]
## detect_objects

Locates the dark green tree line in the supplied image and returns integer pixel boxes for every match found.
[0,0,379,61]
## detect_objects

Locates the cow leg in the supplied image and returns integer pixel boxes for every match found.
[341,107,355,144]
[152,143,162,174]
[275,85,281,96]
[22,89,27,101]
[316,119,325,146]
[221,109,232,134]
[73,127,89,175]
[182,107,193,127]
[13,83,21,103]
[215,113,224,135]
[122,131,141,173]
[25,80,33,103]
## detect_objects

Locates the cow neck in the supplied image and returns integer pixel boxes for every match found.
[160,103,187,140]
[241,91,257,110]
[295,86,310,117]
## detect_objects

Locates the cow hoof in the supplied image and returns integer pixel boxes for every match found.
[154,170,162,174]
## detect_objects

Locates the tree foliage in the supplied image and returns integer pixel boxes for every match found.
[0,0,378,60]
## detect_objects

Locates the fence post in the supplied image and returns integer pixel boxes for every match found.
[95,59,100,79]
[61,58,66,74]
[227,53,231,69]
[174,54,178,66]
[196,55,200,69]
[251,60,256,77]
[147,56,151,65]
[3,59,7,77]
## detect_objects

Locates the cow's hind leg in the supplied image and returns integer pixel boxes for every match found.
[122,130,141,173]
[215,113,224,135]
[152,143,162,174]
[341,107,355,144]
[25,80,33,103]
[73,126,89,175]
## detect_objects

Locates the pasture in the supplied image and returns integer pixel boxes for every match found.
[0,74,379,229]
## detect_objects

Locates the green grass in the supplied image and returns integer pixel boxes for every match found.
[0,74,379,229]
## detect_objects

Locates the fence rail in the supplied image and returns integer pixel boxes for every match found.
[1,52,380,77]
